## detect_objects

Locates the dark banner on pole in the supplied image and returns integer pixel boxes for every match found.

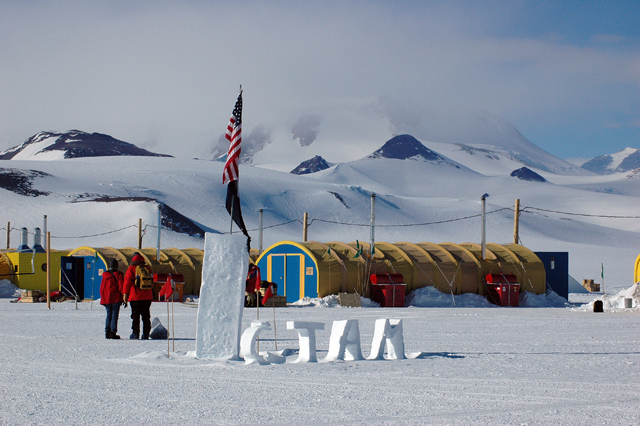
[226,180,251,247]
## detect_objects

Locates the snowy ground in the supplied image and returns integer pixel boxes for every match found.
[1,287,638,425]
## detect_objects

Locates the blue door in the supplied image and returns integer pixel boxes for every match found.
[83,256,106,301]
[286,255,301,302]
[268,254,303,303]
[269,254,286,299]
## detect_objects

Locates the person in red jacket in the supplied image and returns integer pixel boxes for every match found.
[122,253,154,340]
[245,264,261,307]
[100,259,124,339]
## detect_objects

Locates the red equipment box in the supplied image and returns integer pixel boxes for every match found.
[485,274,520,307]
[370,284,406,307]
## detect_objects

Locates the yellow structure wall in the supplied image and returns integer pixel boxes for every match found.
[5,251,68,293]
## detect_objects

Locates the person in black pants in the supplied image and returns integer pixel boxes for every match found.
[122,253,153,339]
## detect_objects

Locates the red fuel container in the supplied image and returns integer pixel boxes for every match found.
[485,274,520,306]
[370,283,406,307]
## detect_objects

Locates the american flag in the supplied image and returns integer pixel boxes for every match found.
[223,90,242,184]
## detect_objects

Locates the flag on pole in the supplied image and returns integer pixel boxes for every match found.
[226,180,250,239]
[223,90,242,185]
[222,89,251,243]
[262,282,273,306]
[159,276,173,299]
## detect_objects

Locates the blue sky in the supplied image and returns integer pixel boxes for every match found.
[0,0,638,162]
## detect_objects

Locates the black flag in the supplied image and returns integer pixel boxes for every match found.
[226,180,251,247]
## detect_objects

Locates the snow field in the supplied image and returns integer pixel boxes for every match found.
[0,293,638,425]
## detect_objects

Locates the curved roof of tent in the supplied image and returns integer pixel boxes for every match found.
[373,242,416,290]
[394,242,442,293]
[302,241,344,297]
[498,243,546,294]
[412,242,460,294]
[180,248,204,295]
[457,243,545,294]
[0,252,13,281]
[67,246,115,271]
[438,242,484,294]
[255,240,344,298]
[348,241,395,295]
[325,241,367,294]
[162,248,200,296]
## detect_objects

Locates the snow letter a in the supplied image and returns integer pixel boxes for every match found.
[367,318,406,360]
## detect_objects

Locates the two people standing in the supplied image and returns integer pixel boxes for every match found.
[100,253,153,340]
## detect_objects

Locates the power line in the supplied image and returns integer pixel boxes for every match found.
[521,206,640,219]
[51,224,137,239]
[246,219,302,232]
[8,203,640,241]
[309,207,513,228]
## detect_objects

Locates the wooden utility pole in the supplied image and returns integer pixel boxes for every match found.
[138,218,142,249]
[513,198,520,244]
[303,212,308,242]
[6,222,9,249]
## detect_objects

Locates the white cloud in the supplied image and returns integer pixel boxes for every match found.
[0,1,638,159]
[591,34,625,44]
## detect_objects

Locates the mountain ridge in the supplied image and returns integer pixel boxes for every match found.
[581,148,640,175]
[0,130,172,160]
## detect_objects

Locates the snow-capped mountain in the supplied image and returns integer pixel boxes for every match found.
[581,148,640,175]
[400,111,589,176]
[291,156,332,175]
[229,109,588,177]
[0,130,172,160]
[1,126,640,294]
[510,167,547,182]
[365,134,458,167]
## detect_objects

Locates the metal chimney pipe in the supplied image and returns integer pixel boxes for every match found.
[33,227,45,253]
[18,227,30,252]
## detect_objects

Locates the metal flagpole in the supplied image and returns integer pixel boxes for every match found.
[46,232,51,309]
[256,286,260,353]
[259,209,263,255]
[166,293,170,357]
[229,186,235,234]
[171,278,175,352]
[272,295,278,351]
